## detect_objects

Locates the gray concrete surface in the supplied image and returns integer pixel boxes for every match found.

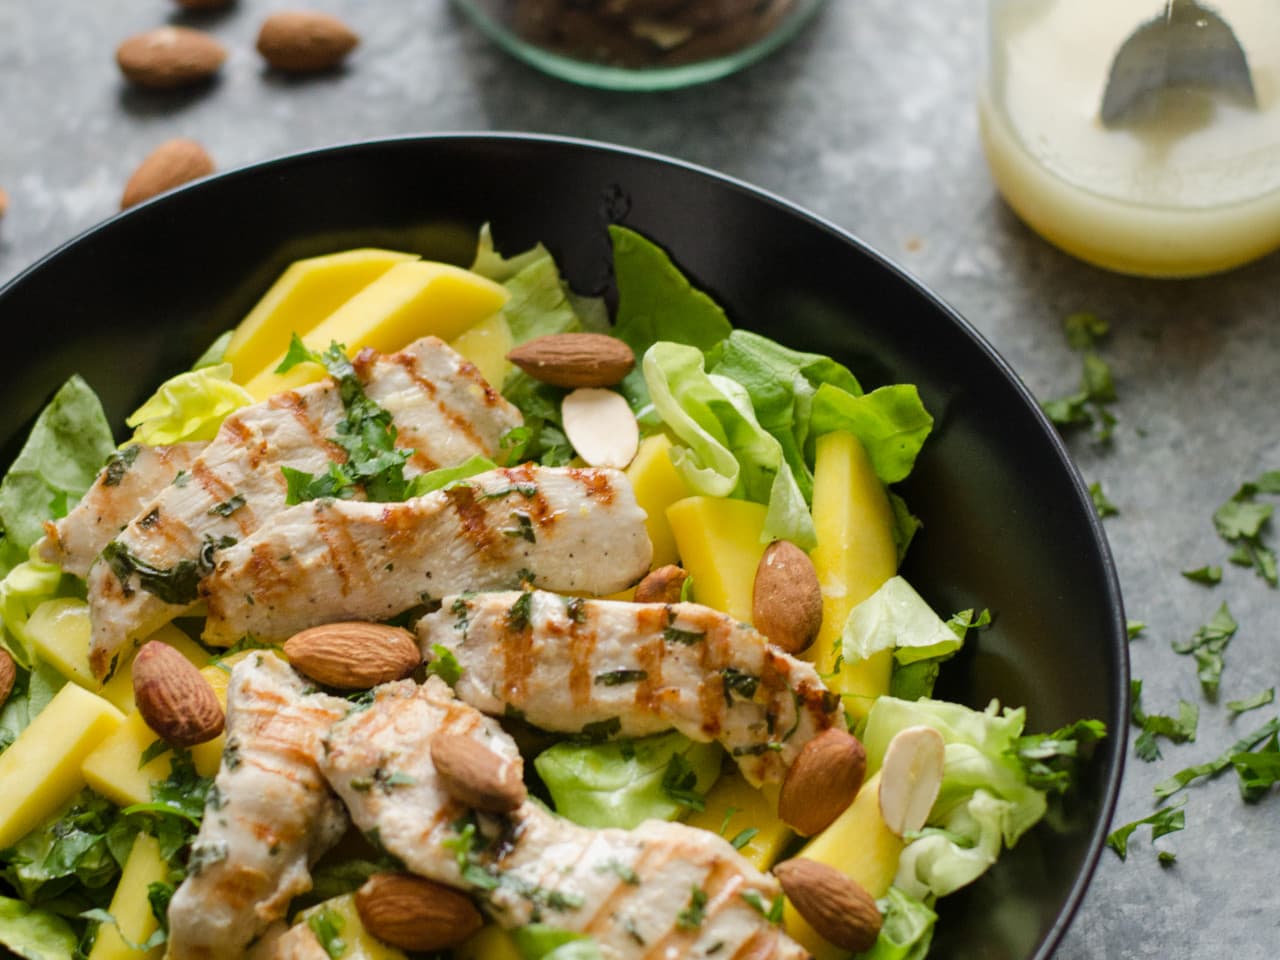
[2,1,1279,957]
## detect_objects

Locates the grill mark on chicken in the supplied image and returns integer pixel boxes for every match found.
[85,336,522,677]
[199,467,651,646]
[419,592,841,786]
[571,467,614,506]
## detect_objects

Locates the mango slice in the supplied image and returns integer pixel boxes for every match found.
[625,434,692,570]
[684,773,792,871]
[87,833,168,960]
[803,431,897,722]
[784,770,905,960]
[0,684,124,849]
[450,312,514,391]
[224,248,419,385]
[294,893,408,960]
[456,925,523,960]
[666,496,768,622]
[244,261,510,401]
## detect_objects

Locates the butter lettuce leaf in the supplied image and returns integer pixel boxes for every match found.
[807,382,933,485]
[0,897,78,960]
[843,577,964,667]
[0,548,68,667]
[862,887,937,960]
[862,697,1049,901]
[0,376,115,575]
[126,363,252,446]
[534,731,722,830]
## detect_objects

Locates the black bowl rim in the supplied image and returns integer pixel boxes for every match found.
[0,131,1129,959]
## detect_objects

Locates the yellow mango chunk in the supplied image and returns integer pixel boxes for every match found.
[225,248,419,385]
[450,312,513,390]
[82,656,244,808]
[244,261,511,400]
[625,434,692,570]
[99,624,213,714]
[0,684,123,849]
[456,925,523,960]
[666,497,768,622]
[87,833,168,960]
[27,597,96,691]
[684,774,792,871]
[295,893,408,960]
[804,431,897,723]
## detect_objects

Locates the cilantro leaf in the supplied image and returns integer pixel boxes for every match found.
[660,753,707,811]
[1231,733,1280,802]
[1212,477,1279,587]
[1227,688,1275,717]
[1171,602,1238,697]
[1041,314,1117,444]
[1153,717,1280,799]
[1130,679,1197,762]
[1181,565,1222,585]
[1105,801,1185,860]
[1126,620,1146,640]
[1089,481,1118,518]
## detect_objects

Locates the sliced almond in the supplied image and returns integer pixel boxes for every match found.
[633,564,689,604]
[133,641,225,747]
[773,858,882,953]
[561,387,639,468]
[0,649,15,709]
[284,622,419,689]
[356,873,483,952]
[778,727,867,836]
[752,539,823,654]
[878,724,945,837]
[431,727,526,813]
[508,333,635,389]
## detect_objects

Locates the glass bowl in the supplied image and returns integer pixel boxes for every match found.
[452,0,830,90]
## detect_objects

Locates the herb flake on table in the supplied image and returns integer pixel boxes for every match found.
[1041,313,1118,444]
[1172,602,1238,698]
[1227,688,1275,717]
[1089,481,1118,518]
[1105,801,1186,860]
[1130,679,1197,762]
[1181,565,1222,585]
[1213,472,1280,586]
[1153,717,1279,800]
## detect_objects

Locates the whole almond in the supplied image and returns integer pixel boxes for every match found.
[121,139,215,209]
[116,26,226,89]
[633,564,689,605]
[0,649,15,709]
[778,727,867,836]
[257,11,359,72]
[133,641,224,747]
[431,727,527,813]
[508,333,636,389]
[752,539,823,654]
[356,873,483,951]
[284,622,419,689]
[0,187,8,220]
[774,858,882,953]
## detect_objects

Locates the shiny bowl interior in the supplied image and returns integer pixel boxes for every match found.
[0,133,1127,960]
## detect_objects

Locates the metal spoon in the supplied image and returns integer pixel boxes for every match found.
[1100,0,1256,127]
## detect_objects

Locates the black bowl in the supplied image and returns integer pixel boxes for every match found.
[0,134,1126,959]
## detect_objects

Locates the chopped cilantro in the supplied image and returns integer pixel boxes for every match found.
[426,644,463,686]
[740,889,785,924]
[575,717,622,743]
[508,591,534,631]
[1181,565,1222,585]
[1127,620,1146,641]
[661,753,707,811]
[676,886,708,930]
[1172,602,1238,697]
[595,859,640,885]
[720,667,760,702]
[1227,688,1275,717]
[663,625,704,646]
[729,828,759,851]
[1231,732,1280,802]
[1130,679,1197,762]
[502,510,536,543]
[207,494,246,517]
[307,907,347,959]
[1153,717,1280,799]
[1105,801,1186,860]
[1042,313,1117,444]
[1089,481,1118,518]
[102,444,142,487]
[594,669,648,686]
[1213,476,1278,586]
[138,738,172,769]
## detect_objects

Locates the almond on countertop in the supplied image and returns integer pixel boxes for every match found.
[116,26,226,89]
[431,727,527,813]
[773,857,882,953]
[121,138,215,209]
[752,539,823,654]
[561,387,640,468]
[507,333,636,388]
[355,873,483,952]
[778,727,867,836]
[132,641,224,747]
[0,187,8,220]
[633,564,689,604]
[283,621,419,689]
[256,11,359,72]
[0,649,14,709]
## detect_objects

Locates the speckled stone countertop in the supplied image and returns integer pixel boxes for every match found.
[2,2,1278,958]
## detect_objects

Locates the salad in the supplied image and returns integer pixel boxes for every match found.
[0,224,1104,960]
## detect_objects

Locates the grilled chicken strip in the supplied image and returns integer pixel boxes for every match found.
[319,676,805,960]
[200,465,652,646]
[418,591,842,786]
[167,653,350,960]
[38,441,205,577]
[86,336,520,678]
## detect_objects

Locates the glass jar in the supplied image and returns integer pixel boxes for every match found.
[452,0,830,91]
[979,0,1280,277]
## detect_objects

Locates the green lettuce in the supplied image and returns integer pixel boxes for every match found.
[861,697,1048,901]
[642,342,816,549]
[861,887,937,960]
[125,363,252,446]
[0,790,129,907]
[0,657,64,755]
[0,549,67,668]
[534,731,722,829]
[0,376,114,576]
[512,925,605,960]
[0,897,77,960]
[807,383,933,486]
